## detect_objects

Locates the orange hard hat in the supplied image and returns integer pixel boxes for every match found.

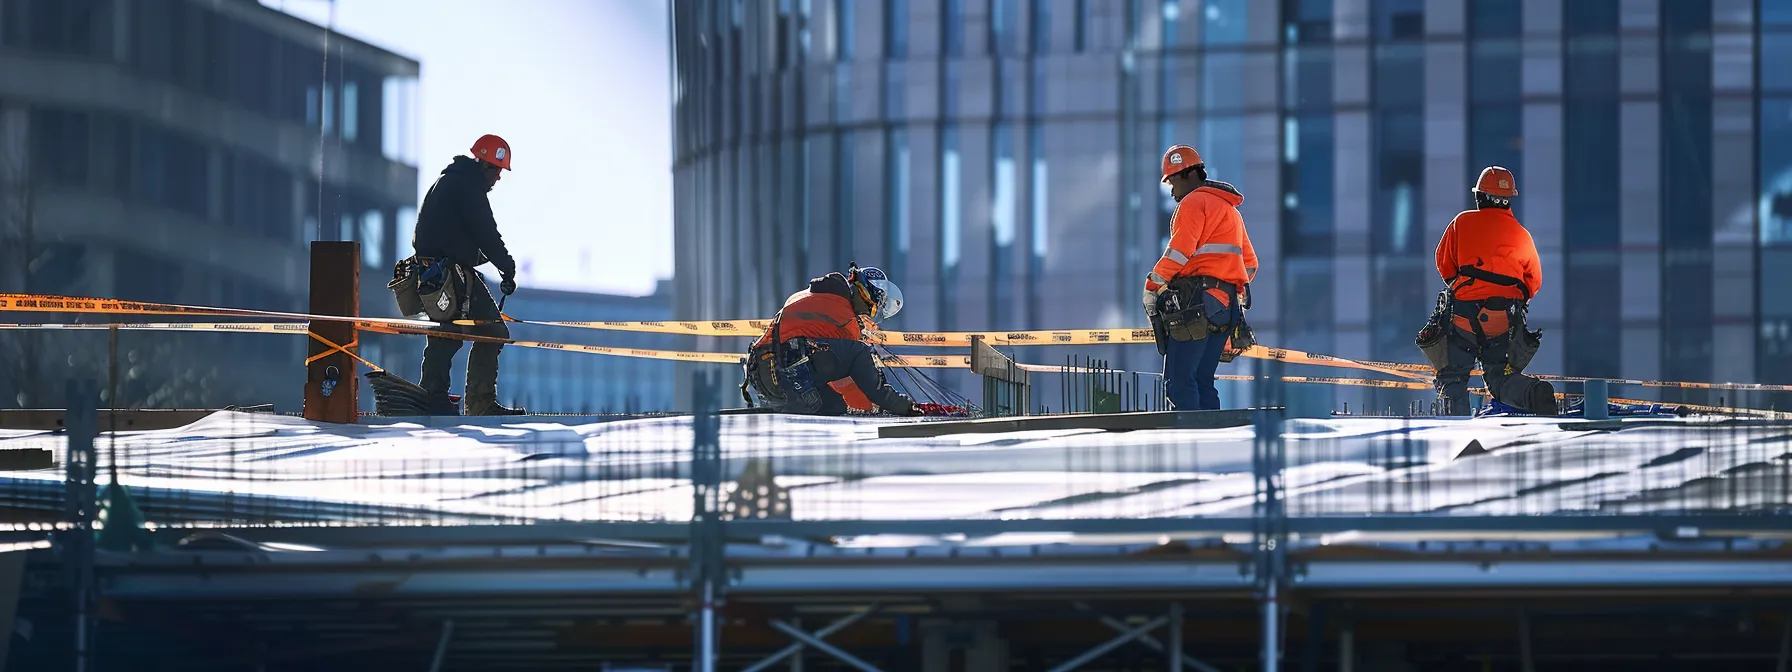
[1473,166,1516,197]
[471,134,512,170]
[1161,145,1203,183]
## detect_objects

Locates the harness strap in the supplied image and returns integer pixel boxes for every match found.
[1454,265,1531,300]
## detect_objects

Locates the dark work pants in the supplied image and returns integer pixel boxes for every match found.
[1437,328,1512,416]
[1162,304,1235,411]
[766,338,911,416]
[420,270,509,400]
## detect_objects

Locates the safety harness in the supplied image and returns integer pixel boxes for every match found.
[741,311,826,413]
[1452,265,1531,300]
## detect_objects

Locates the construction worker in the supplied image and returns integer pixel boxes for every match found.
[1144,145,1258,411]
[1427,165,1555,416]
[407,134,523,416]
[743,265,920,416]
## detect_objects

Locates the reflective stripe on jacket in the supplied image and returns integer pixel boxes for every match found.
[1145,181,1258,303]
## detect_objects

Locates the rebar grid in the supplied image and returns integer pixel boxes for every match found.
[1,411,1789,530]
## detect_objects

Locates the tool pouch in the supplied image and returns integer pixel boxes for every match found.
[1415,289,1452,371]
[1219,318,1256,363]
[389,256,426,319]
[775,339,824,413]
[1507,325,1542,375]
[1416,323,1450,371]
[1158,278,1210,342]
[412,257,468,323]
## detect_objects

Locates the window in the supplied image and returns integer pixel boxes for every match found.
[836,0,854,59]
[1075,0,1089,51]
[1279,115,1332,257]
[342,81,359,142]
[361,210,384,269]
[1373,112,1423,255]
[991,124,1016,324]
[306,86,320,128]
[1374,0,1424,40]
[1659,0,1713,395]
[885,127,909,275]
[322,84,335,133]
[939,124,960,328]
[1283,0,1332,44]
[942,0,963,57]
[1469,0,1520,38]
[1203,0,1248,46]
[991,0,1018,56]
[1032,0,1051,54]
[380,76,417,164]
[1028,122,1049,327]
[884,0,908,59]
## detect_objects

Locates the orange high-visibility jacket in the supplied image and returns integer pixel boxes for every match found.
[752,291,863,348]
[1434,208,1542,302]
[752,277,875,410]
[1145,182,1258,304]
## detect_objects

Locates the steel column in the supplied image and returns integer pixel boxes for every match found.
[1046,616,1170,672]
[427,619,454,672]
[1777,612,1790,672]
[1518,613,1534,672]
[1253,359,1287,672]
[1169,603,1183,672]
[690,370,725,672]
[742,609,875,672]
[62,380,98,672]
[769,620,886,672]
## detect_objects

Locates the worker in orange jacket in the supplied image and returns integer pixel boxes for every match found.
[743,266,919,416]
[1427,166,1555,415]
[1144,145,1258,410]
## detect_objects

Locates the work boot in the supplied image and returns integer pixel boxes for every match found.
[464,343,525,416]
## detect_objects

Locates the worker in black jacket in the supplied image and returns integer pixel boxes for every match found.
[409,134,523,415]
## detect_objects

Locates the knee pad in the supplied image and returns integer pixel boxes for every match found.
[1498,374,1558,416]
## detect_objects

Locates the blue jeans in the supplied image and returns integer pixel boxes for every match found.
[1162,299,1235,411]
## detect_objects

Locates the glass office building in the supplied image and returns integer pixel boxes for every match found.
[672,0,1792,410]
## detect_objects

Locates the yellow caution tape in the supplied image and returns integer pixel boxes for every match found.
[0,294,437,329]
[7,291,1792,394]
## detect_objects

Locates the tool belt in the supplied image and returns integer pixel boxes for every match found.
[1156,275,1238,342]
[390,255,469,323]
[1416,288,1543,375]
[742,317,827,413]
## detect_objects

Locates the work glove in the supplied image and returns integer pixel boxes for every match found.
[1141,288,1159,317]
[500,276,517,296]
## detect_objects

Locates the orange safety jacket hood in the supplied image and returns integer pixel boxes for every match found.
[1145,180,1258,303]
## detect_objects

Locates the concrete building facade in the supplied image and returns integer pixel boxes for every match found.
[671,0,1792,411]
[0,0,422,410]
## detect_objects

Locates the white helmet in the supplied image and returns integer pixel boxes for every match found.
[851,265,903,322]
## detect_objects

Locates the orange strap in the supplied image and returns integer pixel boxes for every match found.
[305,330,382,372]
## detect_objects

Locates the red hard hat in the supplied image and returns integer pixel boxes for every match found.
[1474,166,1516,197]
[1161,145,1203,183]
[471,134,511,170]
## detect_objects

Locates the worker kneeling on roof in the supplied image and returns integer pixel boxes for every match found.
[1144,145,1258,411]
[743,265,921,416]
[1420,166,1556,416]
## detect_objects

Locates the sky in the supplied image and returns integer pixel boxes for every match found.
[265,0,673,297]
